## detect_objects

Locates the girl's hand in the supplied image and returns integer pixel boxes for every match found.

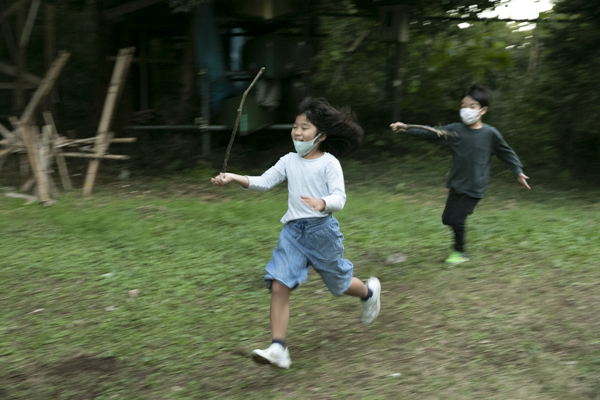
[517,173,531,190]
[390,122,407,132]
[211,172,233,186]
[301,196,326,212]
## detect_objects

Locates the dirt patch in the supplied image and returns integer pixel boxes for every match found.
[50,355,117,376]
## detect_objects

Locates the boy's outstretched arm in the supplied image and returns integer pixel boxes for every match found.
[211,172,249,188]
[491,131,531,190]
[517,173,531,190]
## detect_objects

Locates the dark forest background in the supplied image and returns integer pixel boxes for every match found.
[1,0,598,180]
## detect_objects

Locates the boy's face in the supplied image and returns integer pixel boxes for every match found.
[460,96,487,114]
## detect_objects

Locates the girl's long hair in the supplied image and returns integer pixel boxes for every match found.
[296,97,364,158]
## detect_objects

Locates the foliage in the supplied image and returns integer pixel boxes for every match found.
[311,8,390,121]
[1,162,600,399]
[520,0,600,171]
[312,0,600,176]
[312,5,538,162]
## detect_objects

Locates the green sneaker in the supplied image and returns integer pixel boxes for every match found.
[445,251,469,264]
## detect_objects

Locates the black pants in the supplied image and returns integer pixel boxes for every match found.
[442,189,480,253]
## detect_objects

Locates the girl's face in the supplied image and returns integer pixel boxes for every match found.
[291,114,319,142]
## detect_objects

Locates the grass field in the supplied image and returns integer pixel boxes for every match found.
[1,157,600,399]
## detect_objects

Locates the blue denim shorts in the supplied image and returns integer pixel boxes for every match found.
[265,214,353,296]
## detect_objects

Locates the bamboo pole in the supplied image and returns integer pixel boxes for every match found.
[4,0,31,17]
[19,50,70,124]
[0,61,42,84]
[83,47,135,196]
[43,111,71,190]
[4,192,37,202]
[55,136,136,147]
[19,0,40,48]
[62,153,129,160]
[110,137,137,143]
[55,137,97,146]
[0,122,14,139]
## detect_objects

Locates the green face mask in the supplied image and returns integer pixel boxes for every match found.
[293,133,322,157]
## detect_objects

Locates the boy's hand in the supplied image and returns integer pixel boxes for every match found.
[211,172,234,186]
[390,122,408,132]
[517,173,531,189]
[301,196,326,212]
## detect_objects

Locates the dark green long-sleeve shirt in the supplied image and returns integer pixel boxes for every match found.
[405,122,523,198]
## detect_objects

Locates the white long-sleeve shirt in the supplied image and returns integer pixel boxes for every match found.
[247,152,346,224]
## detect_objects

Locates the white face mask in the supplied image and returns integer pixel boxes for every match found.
[460,108,482,126]
[293,133,322,157]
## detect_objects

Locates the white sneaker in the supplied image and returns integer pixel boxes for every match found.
[361,276,381,325]
[251,343,292,369]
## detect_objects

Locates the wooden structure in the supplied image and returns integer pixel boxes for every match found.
[0,48,137,204]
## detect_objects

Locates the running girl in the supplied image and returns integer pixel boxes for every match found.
[211,97,381,369]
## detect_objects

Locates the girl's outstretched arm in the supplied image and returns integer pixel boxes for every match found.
[211,172,249,188]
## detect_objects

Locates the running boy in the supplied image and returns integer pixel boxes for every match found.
[390,84,530,264]
[211,97,381,369]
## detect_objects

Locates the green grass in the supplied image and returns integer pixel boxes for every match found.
[1,158,600,399]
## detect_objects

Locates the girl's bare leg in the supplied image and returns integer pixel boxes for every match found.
[343,277,368,298]
[270,280,291,340]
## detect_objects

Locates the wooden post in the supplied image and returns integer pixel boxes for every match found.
[43,111,71,190]
[82,47,135,196]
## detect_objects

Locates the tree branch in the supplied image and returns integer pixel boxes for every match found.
[222,67,265,173]
[406,124,457,138]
